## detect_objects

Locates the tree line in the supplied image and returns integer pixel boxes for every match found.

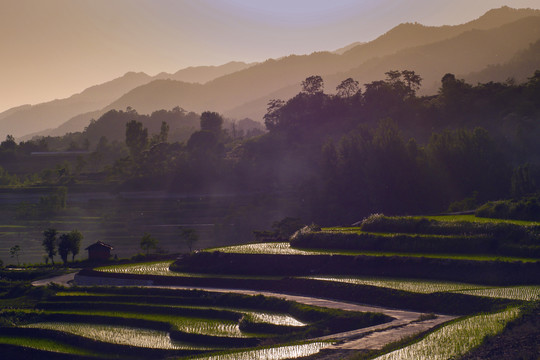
[3,70,540,226]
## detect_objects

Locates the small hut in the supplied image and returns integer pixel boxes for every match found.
[85,241,113,261]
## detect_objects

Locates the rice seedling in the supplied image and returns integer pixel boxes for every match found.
[373,307,520,360]
[191,341,331,360]
[206,242,321,255]
[454,286,540,301]
[0,335,96,355]
[42,310,246,337]
[205,243,539,262]
[240,311,306,327]
[96,262,278,280]
[23,322,208,350]
[96,261,175,276]
[302,276,490,294]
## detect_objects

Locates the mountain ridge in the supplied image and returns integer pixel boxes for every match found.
[7,6,540,140]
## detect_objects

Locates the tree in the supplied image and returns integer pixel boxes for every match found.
[263,99,285,131]
[58,233,71,265]
[68,229,83,262]
[159,121,169,143]
[401,70,422,96]
[336,78,360,98]
[125,120,148,159]
[9,245,21,266]
[271,217,304,240]
[140,233,158,256]
[42,228,58,265]
[200,111,223,134]
[1,135,17,151]
[301,75,324,95]
[511,164,536,197]
[179,227,198,252]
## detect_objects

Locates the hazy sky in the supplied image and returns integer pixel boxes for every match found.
[1,0,540,113]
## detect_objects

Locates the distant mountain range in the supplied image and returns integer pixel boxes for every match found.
[2,62,253,139]
[3,6,540,141]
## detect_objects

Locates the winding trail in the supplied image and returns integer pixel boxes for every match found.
[34,272,457,352]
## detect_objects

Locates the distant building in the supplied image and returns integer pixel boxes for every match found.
[85,241,113,261]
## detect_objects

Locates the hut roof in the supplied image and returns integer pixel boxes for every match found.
[85,241,113,251]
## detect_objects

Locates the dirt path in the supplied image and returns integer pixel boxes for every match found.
[31,272,77,287]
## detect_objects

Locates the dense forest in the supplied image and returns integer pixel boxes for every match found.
[1,70,539,225]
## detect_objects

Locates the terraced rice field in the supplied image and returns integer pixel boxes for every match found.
[422,215,540,226]
[0,335,96,355]
[96,261,177,276]
[304,276,540,300]
[96,261,279,280]
[46,310,245,337]
[454,286,540,301]
[193,342,332,360]
[207,242,320,255]
[23,322,207,350]
[303,276,490,293]
[205,242,538,262]
[373,307,520,360]
[241,311,306,327]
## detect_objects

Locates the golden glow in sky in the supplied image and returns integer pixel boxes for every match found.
[1,0,540,112]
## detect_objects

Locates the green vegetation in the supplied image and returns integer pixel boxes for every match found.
[206,242,539,263]
[302,276,490,294]
[372,307,520,360]
[190,341,331,360]
[0,284,389,359]
[24,322,207,350]
[294,214,540,259]
[0,335,98,356]
[476,194,540,221]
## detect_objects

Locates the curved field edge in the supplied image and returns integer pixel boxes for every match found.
[50,294,307,327]
[202,242,539,262]
[368,307,520,360]
[0,326,208,359]
[74,271,519,315]
[187,341,333,360]
[303,276,540,301]
[23,322,209,350]
[94,259,540,300]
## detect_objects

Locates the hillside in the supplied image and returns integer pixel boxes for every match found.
[0,62,252,139]
[94,7,540,123]
[11,6,540,138]
[464,39,540,84]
